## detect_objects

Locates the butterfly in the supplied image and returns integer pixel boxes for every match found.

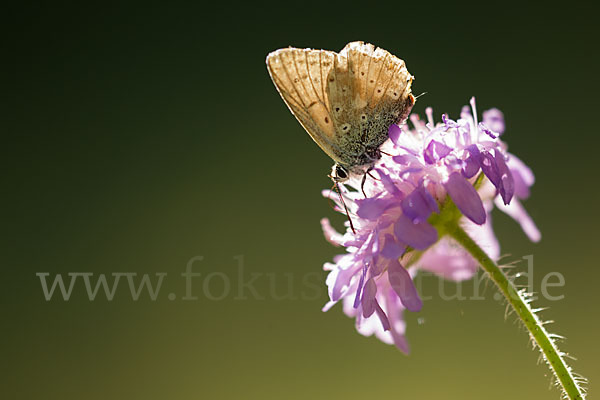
[266,41,415,186]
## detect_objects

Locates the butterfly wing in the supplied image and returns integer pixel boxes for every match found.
[266,48,346,165]
[266,42,415,171]
[345,42,413,110]
[327,42,415,167]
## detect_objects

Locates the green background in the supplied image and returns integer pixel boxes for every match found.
[3,2,598,399]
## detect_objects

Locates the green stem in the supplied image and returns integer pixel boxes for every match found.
[447,223,585,400]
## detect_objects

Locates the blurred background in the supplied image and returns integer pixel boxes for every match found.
[3,2,598,399]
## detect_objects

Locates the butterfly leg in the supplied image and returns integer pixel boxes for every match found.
[334,181,356,234]
[367,170,380,180]
[361,166,381,197]
[361,173,368,198]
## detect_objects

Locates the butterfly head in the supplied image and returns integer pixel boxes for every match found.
[330,164,350,183]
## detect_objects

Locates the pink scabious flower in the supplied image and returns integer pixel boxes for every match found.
[320,98,540,353]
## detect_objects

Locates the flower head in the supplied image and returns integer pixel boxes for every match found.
[321,97,540,352]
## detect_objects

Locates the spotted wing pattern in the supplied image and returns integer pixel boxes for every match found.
[266,41,415,172]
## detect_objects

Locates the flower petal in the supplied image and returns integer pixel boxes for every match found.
[353,265,367,308]
[506,154,534,199]
[418,237,479,281]
[394,214,438,250]
[361,278,377,317]
[482,108,505,135]
[391,331,410,354]
[466,144,482,162]
[462,156,479,178]
[388,123,402,145]
[494,150,514,205]
[391,154,412,165]
[480,151,501,188]
[511,167,531,199]
[374,301,391,331]
[445,172,486,225]
[424,140,452,164]
[320,218,344,246]
[401,186,439,222]
[463,209,501,261]
[380,234,406,259]
[507,153,535,186]
[356,197,394,220]
[495,197,541,242]
[377,170,403,197]
[369,255,384,276]
[480,150,515,205]
[327,258,359,302]
[388,260,423,312]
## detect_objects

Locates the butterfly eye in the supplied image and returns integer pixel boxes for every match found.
[334,165,349,181]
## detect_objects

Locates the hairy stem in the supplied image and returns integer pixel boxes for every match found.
[448,223,585,400]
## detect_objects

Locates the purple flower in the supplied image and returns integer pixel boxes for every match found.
[321,98,540,352]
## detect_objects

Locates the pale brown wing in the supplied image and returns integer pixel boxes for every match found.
[267,42,415,171]
[266,48,346,164]
[339,41,413,117]
[323,42,415,168]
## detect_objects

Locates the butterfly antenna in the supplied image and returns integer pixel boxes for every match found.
[360,173,368,198]
[414,91,428,100]
[334,181,356,234]
[326,183,337,211]
[367,170,380,180]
